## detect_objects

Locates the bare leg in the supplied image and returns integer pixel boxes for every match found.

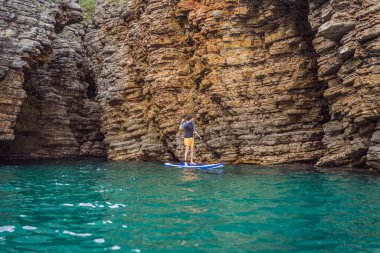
[190,144,195,164]
[184,145,189,164]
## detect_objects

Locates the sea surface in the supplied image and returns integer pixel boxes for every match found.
[0,160,379,252]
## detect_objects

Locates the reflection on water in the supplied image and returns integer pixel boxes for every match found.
[0,160,379,252]
[181,169,199,182]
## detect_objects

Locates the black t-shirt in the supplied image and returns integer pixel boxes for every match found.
[183,121,195,138]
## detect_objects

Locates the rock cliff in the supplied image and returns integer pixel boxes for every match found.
[0,0,104,158]
[308,0,380,169]
[1,0,379,170]
[85,0,328,164]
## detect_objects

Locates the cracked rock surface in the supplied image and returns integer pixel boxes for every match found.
[85,0,328,164]
[0,0,104,158]
[1,0,379,170]
[309,0,380,169]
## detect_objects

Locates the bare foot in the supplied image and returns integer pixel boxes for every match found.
[190,162,196,165]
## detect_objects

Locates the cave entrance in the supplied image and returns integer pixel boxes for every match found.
[0,69,41,159]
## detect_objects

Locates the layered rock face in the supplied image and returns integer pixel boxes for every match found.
[86,0,327,164]
[181,0,328,164]
[86,0,200,161]
[1,0,379,169]
[308,0,380,169]
[0,0,105,158]
[0,0,57,141]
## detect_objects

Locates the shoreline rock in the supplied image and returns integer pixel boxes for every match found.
[0,0,105,158]
[0,0,379,171]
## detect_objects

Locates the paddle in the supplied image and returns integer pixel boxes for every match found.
[194,131,222,160]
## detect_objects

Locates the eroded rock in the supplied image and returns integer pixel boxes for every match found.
[309,0,380,169]
[1,0,379,170]
[86,0,327,164]
[0,0,105,158]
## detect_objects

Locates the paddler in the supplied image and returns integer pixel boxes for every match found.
[179,115,196,166]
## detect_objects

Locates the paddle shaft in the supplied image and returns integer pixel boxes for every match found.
[194,131,221,159]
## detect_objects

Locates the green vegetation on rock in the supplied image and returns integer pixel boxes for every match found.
[79,0,129,22]
[78,0,96,22]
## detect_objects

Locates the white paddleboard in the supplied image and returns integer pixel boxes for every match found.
[164,162,224,170]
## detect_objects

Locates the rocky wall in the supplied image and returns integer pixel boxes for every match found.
[85,0,192,161]
[86,0,328,164]
[181,0,328,164]
[1,0,379,169]
[0,0,105,158]
[308,0,380,169]
[0,0,57,140]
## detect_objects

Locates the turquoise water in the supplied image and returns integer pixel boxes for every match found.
[0,160,380,253]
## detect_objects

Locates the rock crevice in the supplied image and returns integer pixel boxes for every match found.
[0,0,105,158]
[309,0,380,169]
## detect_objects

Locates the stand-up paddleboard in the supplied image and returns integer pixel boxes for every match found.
[164,162,224,170]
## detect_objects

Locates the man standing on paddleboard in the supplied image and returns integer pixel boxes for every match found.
[179,115,196,166]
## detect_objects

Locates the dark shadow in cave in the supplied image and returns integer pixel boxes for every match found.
[85,72,97,99]
[0,68,41,159]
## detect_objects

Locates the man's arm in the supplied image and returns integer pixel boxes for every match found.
[179,119,185,130]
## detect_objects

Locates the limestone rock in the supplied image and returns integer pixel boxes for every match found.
[367,121,380,170]
[0,0,56,141]
[1,0,379,169]
[86,0,327,164]
[309,0,380,169]
[0,0,105,158]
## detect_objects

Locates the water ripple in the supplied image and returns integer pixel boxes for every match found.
[63,230,92,237]
[94,238,105,243]
[0,160,379,252]
[0,226,15,233]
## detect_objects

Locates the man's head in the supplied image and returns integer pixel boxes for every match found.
[186,114,194,121]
